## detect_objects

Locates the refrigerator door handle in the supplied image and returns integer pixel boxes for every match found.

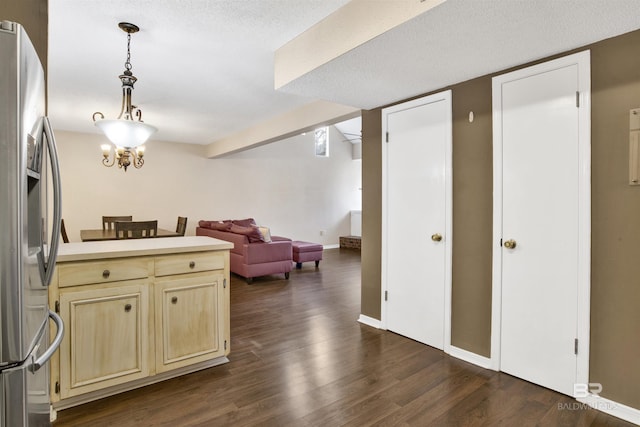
[30,310,64,373]
[41,116,62,287]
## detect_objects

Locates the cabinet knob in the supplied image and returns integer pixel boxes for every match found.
[102,270,110,279]
[124,304,132,312]
[189,261,195,269]
[171,296,178,304]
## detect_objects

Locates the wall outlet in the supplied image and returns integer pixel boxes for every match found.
[320,230,325,236]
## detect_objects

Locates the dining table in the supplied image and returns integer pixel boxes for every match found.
[80,228,182,242]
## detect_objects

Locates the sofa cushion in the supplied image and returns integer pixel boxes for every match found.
[196,227,247,254]
[232,218,257,227]
[258,226,272,243]
[198,220,232,231]
[229,224,264,243]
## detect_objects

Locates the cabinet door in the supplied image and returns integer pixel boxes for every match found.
[59,281,150,398]
[155,273,225,373]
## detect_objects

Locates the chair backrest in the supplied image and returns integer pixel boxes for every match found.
[176,216,188,236]
[114,220,158,239]
[103,215,133,231]
[61,219,69,243]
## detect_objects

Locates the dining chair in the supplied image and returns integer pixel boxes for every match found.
[114,220,158,239]
[61,219,69,243]
[176,216,187,236]
[103,215,133,231]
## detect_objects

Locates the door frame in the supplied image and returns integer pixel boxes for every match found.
[490,51,591,392]
[381,90,453,354]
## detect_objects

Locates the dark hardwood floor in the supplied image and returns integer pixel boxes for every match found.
[54,248,634,426]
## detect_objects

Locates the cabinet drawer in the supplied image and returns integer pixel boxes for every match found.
[154,252,224,277]
[58,259,150,287]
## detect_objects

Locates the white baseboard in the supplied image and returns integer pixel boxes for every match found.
[357,314,382,329]
[324,244,340,249]
[578,394,640,425]
[449,345,492,370]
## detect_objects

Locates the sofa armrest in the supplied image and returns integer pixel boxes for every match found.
[243,239,292,264]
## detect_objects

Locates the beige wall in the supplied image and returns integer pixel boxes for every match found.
[589,29,640,409]
[361,109,382,319]
[450,79,493,357]
[56,127,361,246]
[361,29,640,409]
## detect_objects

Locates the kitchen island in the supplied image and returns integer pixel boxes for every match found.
[48,236,232,413]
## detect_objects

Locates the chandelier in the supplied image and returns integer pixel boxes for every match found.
[93,22,157,171]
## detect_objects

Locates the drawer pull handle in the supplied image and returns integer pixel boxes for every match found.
[102,270,110,279]
[124,304,132,312]
[189,261,195,269]
[171,296,178,304]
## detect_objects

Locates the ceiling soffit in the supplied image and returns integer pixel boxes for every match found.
[276,0,640,110]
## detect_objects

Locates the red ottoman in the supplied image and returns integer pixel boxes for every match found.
[292,241,323,269]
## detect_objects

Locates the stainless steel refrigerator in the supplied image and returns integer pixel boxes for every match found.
[0,21,64,426]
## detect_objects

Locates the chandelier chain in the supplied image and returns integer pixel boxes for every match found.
[125,32,132,72]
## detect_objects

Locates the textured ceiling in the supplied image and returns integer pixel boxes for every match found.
[47,0,351,145]
[48,0,640,147]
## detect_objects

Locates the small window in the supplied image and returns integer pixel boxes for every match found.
[314,127,329,157]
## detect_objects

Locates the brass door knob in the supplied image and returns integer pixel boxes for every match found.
[504,239,517,249]
[431,233,443,242]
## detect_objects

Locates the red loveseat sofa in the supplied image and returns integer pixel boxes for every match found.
[196,219,292,283]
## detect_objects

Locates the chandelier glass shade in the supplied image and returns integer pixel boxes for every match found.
[93,22,156,170]
[94,119,156,149]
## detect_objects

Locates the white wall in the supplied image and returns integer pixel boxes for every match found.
[55,126,361,246]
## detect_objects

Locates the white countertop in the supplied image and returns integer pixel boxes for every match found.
[57,236,233,262]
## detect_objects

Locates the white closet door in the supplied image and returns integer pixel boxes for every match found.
[383,91,452,350]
